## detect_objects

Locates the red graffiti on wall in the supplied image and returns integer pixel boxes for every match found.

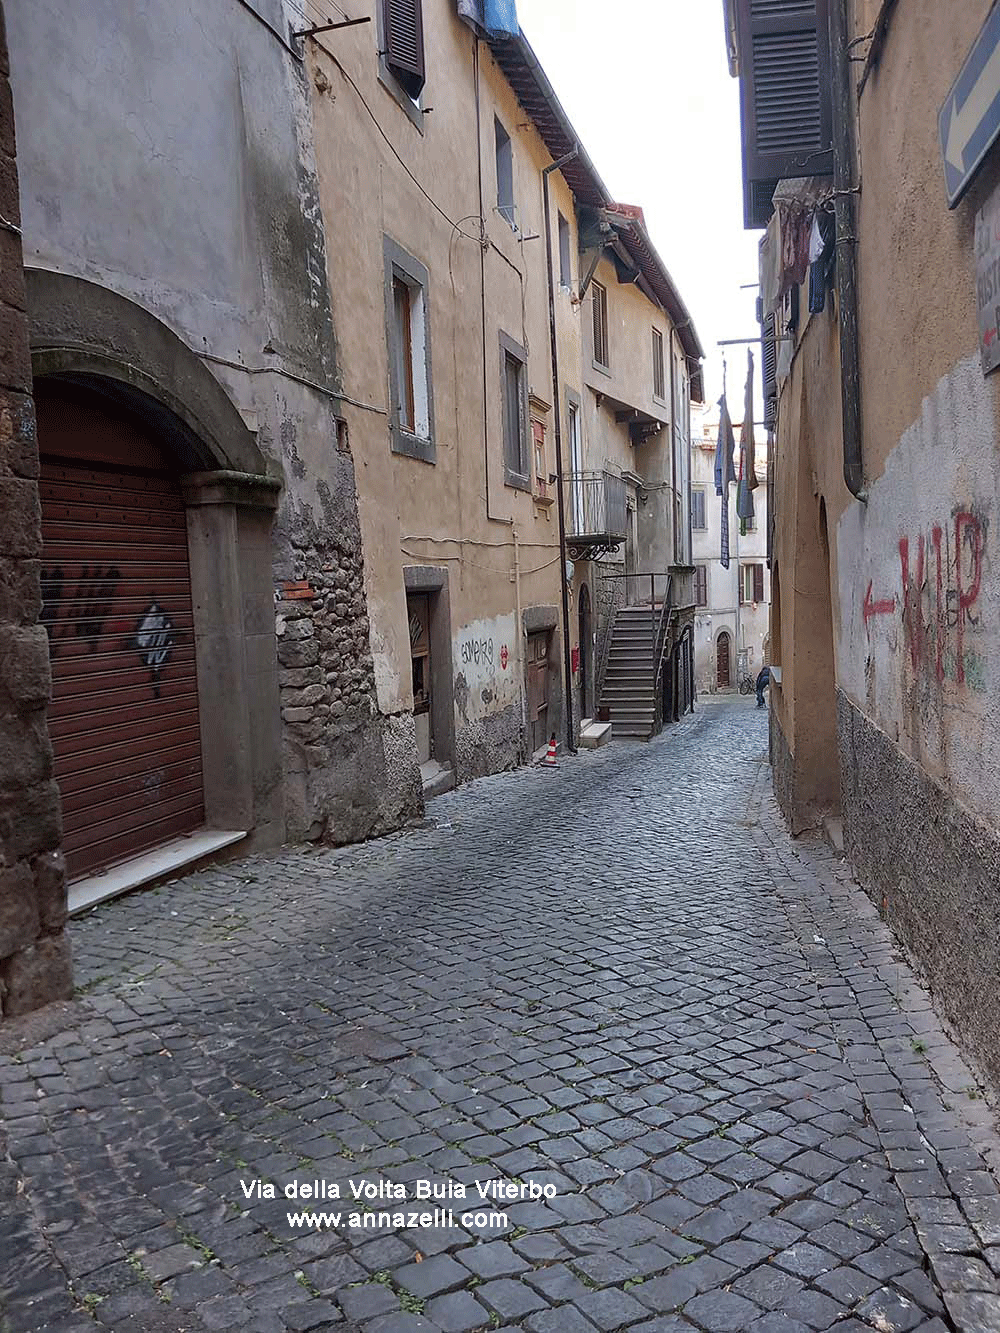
[870,511,986,690]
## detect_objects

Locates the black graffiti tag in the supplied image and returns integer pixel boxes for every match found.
[41,566,121,655]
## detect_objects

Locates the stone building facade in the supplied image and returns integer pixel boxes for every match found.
[1,0,420,938]
[310,4,703,780]
[726,0,1000,1086]
[0,0,71,1016]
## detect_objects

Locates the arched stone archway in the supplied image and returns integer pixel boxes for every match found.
[29,273,286,888]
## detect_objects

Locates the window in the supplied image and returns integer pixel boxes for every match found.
[558,213,572,289]
[382,0,426,101]
[385,238,434,462]
[532,420,548,500]
[500,333,529,487]
[495,118,515,228]
[391,276,416,433]
[652,328,665,401]
[592,281,609,368]
[694,565,708,608]
[740,563,765,605]
[691,487,707,531]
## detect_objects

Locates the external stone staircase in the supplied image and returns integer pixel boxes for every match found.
[599,604,665,739]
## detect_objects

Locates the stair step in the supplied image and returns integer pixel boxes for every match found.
[579,720,612,749]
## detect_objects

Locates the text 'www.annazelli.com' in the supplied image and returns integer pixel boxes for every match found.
[286,1207,509,1231]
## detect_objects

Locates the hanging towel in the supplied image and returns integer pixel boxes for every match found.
[715,396,737,569]
[484,0,519,35]
[808,208,836,314]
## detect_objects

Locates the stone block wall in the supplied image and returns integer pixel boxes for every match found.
[838,689,1000,1092]
[0,1,72,1017]
[276,536,422,845]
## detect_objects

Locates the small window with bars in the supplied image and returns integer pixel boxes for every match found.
[592,281,609,368]
[652,328,665,400]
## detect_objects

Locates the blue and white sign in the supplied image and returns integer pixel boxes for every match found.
[940,6,1000,208]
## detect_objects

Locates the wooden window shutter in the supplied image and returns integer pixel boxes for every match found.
[761,311,778,432]
[383,0,425,99]
[735,0,832,227]
[753,563,764,602]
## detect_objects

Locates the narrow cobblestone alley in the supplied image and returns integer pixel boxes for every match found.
[3,700,1000,1333]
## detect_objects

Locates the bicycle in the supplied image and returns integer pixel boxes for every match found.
[738,670,755,696]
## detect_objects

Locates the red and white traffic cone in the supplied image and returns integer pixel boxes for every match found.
[542,733,558,767]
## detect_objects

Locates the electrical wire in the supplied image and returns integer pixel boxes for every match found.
[312,38,483,242]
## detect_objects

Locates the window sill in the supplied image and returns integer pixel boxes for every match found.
[591,359,612,378]
[391,429,436,464]
[505,471,532,494]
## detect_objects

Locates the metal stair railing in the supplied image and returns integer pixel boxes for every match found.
[652,574,676,701]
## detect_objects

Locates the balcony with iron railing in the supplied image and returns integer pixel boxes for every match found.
[564,470,627,560]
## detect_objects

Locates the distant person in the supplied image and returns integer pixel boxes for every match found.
[755,665,771,709]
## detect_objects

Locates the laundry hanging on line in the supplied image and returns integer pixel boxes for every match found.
[715,394,737,570]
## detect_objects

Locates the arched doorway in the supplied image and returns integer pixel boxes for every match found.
[716,630,732,688]
[578,583,592,718]
[36,381,204,879]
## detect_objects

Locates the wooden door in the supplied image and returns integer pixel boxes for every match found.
[526,632,550,752]
[716,631,732,688]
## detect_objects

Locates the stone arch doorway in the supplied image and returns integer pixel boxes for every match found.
[28,271,284,887]
[36,381,205,877]
[716,630,732,688]
[578,582,593,719]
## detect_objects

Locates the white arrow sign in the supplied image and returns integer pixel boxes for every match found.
[945,40,1000,172]
[941,7,1000,207]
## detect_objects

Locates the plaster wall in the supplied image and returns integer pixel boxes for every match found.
[766,0,1000,1069]
[309,1,591,778]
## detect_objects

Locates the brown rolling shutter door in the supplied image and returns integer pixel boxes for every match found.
[383,0,425,98]
[736,0,833,227]
[40,460,204,878]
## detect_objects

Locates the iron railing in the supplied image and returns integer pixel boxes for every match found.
[652,575,676,702]
[564,470,627,543]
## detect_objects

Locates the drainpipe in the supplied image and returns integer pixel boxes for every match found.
[512,526,528,739]
[543,149,579,756]
[830,0,866,500]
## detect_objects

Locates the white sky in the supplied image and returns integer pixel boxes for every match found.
[517,0,762,417]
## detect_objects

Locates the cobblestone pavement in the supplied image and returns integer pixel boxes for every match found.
[3,698,1000,1333]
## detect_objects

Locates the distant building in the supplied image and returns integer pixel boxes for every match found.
[690,414,770,692]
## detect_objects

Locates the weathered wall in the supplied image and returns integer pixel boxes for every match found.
[0,0,71,1014]
[5,0,416,850]
[769,1,1000,1068]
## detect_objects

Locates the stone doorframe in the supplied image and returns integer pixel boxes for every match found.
[402,565,455,770]
[523,604,563,748]
[28,270,285,853]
